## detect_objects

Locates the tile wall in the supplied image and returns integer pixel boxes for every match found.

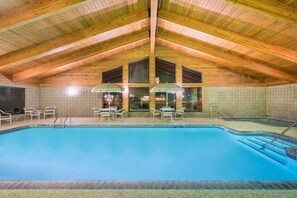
[204,87,266,118]
[1,80,294,120]
[266,84,297,121]
[39,87,101,117]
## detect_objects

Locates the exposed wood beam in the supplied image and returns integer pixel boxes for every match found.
[0,0,91,33]
[156,39,266,81]
[157,31,296,82]
[0,10,148,70]
[158,10,297,64]
[13,31,149,82]
[150,0,158,54]
[225,0,297,26]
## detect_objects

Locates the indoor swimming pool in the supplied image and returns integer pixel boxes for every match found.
[0,126,296,180]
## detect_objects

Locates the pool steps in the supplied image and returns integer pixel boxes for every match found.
[238,136,297,165]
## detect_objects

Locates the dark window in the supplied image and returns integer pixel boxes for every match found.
[102,93,123,109]
[102,66,123,83]
[182,66,202,83]
[0,86,25,114]
[129,58,149,83]
[155,92,176,109]
[156,58,176,83]
[182,87,202,112]
[129,87,149,112]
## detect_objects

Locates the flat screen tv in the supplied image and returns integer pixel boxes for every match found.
[0,86,25,114]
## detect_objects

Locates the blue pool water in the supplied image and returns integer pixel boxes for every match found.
[0,127,297,180]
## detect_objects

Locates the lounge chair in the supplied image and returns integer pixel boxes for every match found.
[91,107,101,117]
[0,110,12,126]
[44,107,56,119]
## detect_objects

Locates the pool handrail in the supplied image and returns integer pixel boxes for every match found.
[63,114,71,127]
[262,120,297,149]
[210,106,234,120]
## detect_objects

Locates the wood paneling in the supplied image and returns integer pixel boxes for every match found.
[158,30,296,82]
[158,10,297,64]
[225,0,297,26]
[0,0,91,33]
[40,44,265,87]
[0,11,148,71]
[13,31,149,82]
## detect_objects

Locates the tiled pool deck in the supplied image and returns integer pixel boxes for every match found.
[0,117,297,190]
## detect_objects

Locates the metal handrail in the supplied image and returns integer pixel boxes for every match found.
[53,114,60,127]
[210,106,234,120]
[267,120,297,146]
[62,114,71,128]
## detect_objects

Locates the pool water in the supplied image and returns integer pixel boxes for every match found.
[0,127,297,180]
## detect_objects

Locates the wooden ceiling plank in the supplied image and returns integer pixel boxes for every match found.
[150,0,158,54]
[158,10,297,64]
[157,31,296,82]
[156,39,265,81]
[0,10,148,71]
[13,31,149,82]
[0,0,91,33]
[225,0,297,26]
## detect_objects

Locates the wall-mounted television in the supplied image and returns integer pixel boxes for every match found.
[0,86,25,114]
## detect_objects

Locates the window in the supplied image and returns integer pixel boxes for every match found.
[129,58,149,83]
[182,66,202,83]
[182,87,202,112]
[156,58,176,83]
[129,87,149,112]
[155,92,176,109]
[102,66,123,83]
[0,86,25,114]
[102,93,123,109]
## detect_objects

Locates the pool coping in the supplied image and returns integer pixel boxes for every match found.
[1,124,297,190]
[0,180,297,190]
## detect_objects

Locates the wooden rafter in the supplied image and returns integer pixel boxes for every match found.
[157,31,296,82]
[0,0,91,33]
[13,31,149,82]
[156,39,266,81]
[150,0,158,53]
[225,0,297,26]
[0,10,148,71]
[158,10,297,64]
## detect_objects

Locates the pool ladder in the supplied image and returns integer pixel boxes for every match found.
[53,114,71,128]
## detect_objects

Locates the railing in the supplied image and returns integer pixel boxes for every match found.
[53,114,61,128]
[265,120,297,147]
[63,114,71,128]
[53,114,71,128]
[210,106,234,120]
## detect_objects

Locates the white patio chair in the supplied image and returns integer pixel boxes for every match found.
[115,108,125,119]
[44,107,56,119]
[101,111,110,121]
[175,109,184,119]
[23,107,35,120]
[91,107,101,117]
[151,109,161,120]
[30,109,41,120]
[0,110,12,126]
[163,111,173,121]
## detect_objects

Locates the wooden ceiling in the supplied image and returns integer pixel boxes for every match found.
[0,0,296,86]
